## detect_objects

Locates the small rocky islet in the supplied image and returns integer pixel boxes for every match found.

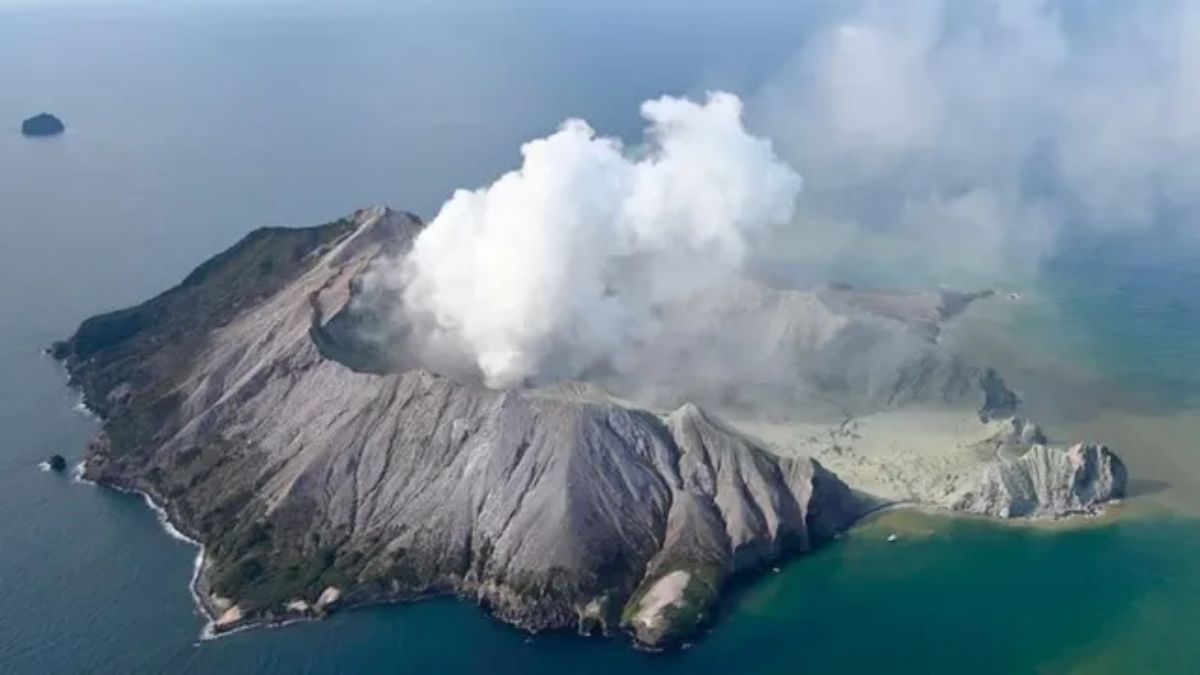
[21,113,66,137]
[50,206,1127,649]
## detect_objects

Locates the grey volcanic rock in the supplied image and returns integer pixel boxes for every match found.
[53,206,862,648]
[974,417,1047,457]
[979,367,1020,421]
[47,454,67,472]
[622,404,858,646]
[599,276,1004,420]
[51,205,1125,647]
[947,443,1127,518]
[21,113,65,137]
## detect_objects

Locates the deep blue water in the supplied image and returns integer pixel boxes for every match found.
[3,3,1200,674]
[1041,229,1200,407]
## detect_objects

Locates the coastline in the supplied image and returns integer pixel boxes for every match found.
[54,348,1129,646]
[60,381,480,643]
[69,454,220,640]
[852,497,1127,533]
[60,360,224,641]
[70,443,1128,643]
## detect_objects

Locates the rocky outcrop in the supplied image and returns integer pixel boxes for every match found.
[946,443,1127,518]
[979,368,1020,421]
[21,113,65,137]
[974,417,1047,457]
[619,403,859,646]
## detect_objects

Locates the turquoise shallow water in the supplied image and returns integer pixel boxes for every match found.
[9,459,1200,674]
[4,3,1200,673]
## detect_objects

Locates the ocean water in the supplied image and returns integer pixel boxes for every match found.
[3,3,1200,673]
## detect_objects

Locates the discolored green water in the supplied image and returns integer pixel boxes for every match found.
[11,486,1200,674]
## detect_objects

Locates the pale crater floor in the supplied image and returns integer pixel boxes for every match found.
[738,409,1010,506]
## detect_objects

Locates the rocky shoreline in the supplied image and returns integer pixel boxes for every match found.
[52,206,1127,648]
[71,447,337,640]
[73,447,1127,643]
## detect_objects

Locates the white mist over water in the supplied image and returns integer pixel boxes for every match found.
[387,92,802,388]
[754,0,1200,284]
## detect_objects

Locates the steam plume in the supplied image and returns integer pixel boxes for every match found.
[391,92,801,388]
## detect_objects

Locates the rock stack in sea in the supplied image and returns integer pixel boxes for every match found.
[21,113,66,137]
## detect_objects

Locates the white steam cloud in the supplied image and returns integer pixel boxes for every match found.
[361,1,1200,394]
[395,92,801,388]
